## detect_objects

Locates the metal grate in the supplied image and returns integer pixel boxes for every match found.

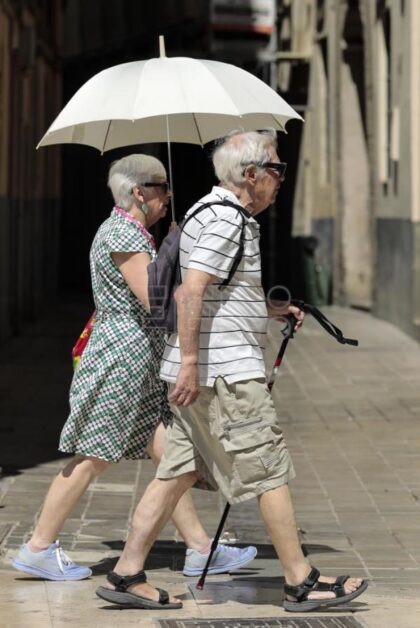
[158,617,364,628]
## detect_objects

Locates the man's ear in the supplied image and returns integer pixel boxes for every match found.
[244,165,257,185]
[133,185,145,203]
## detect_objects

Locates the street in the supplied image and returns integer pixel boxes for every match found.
[1,305,420,627]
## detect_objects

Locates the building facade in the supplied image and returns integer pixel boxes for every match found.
[0,0,62,340]
[0,0,210,340]
[282,0,420,340]
[1,0,419,343]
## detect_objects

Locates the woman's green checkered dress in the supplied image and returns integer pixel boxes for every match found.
[59,208,172,462]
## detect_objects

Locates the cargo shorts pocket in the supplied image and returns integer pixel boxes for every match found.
[222,417,278,486]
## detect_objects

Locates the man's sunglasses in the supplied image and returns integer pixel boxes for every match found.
[241,161,287,180]
[137,182,170,193]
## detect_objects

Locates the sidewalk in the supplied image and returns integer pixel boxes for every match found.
[1,304,420,627]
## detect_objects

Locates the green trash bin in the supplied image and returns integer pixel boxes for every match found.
[292,236,331,306]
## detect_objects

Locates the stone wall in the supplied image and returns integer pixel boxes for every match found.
[0,1,62,340]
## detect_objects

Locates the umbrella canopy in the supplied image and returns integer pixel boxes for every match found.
[38,56,302,152]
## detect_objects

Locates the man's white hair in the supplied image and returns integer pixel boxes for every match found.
[212,129,277,186]
[108,154,166,211]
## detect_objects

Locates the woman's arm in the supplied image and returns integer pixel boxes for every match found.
[111,252,151,311]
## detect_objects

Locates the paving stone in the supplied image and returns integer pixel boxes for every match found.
[1,305,420,625]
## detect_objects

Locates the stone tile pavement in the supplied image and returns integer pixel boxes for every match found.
[1,304,420,627]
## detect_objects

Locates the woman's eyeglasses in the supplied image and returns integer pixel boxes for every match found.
[138,182,171,193]
[241,161,287,180]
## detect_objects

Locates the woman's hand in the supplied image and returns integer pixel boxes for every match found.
[168,221,178,233]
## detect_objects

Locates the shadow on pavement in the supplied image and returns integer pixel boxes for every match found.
[302,543,342,556]
[91,540,189,574]
[92,541,341,576]
[0,296,90,472]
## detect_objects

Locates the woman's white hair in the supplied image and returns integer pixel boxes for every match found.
[108,154,166,211]
[212,128,277,186]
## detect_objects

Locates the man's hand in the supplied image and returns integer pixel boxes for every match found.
[169,363,200,407]
[286,304,305,331]
[268,300,305,332]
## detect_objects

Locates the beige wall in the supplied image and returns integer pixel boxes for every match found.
[367,0,412,220]
[340,57,372,308]
[409,1,420,326]
[292,42,332,236]
[290,0,420,336]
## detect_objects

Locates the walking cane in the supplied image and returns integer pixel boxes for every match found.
[196,315,297,590]
[196,303,359,590]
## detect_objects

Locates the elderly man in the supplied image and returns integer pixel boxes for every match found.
[96,130,368,612]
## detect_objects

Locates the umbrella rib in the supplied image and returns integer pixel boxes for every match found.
[101,120,112,154]
[192,113,204,146]
[271,114,285,133]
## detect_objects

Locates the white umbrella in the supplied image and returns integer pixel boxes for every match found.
[38,37,302,219]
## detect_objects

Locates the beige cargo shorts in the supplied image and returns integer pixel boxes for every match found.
[156,377,295,504]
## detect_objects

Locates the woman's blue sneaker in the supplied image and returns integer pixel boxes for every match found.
[183,543,257,576]
[12,540,92,581]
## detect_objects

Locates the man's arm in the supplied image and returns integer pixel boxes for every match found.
[168,268,215,407]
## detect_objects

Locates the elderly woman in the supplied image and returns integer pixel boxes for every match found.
[12,154,256,588]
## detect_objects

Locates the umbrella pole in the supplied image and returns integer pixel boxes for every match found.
[159,35,176,223]
[166,115,176,223]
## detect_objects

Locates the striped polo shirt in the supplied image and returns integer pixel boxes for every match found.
[159,186,268,387]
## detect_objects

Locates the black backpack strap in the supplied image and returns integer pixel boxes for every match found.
[291,299,358,346]
[180,199,248,290]
[217,202,247,290]
[180,203,213,229]
[180,199,249,229]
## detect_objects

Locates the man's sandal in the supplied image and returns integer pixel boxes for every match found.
[96,570,183,609]
[283,566,368,612]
